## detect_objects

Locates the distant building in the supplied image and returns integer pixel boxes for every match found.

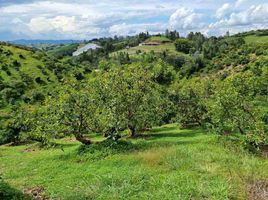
[139,42,161,46]
[72,43,101,56]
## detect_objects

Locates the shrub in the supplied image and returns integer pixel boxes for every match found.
[175,38,194,54]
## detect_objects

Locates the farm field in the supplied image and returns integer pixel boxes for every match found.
[110,43,183,57]
[245,35,268,44]
[1,124,268,200]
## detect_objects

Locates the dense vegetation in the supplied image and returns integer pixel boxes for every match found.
[0,29,267,199]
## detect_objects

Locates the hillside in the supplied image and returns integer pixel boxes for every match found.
[111,43,181,56]
[0,44,57,83]
[145,36,171,43]
[0,30,268,200]
[47,43,80,58]
[0,43,83,136]
[245,35,268,44]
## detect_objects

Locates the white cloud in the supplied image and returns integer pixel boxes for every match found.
[213,4,268,27]
[0,0,268,40]
[216,3,231,19]
[209,3,268,36]
[109,23,166,36]
[28,16,77,33]
[235,0,247,7]
[0,0,175,39]
[169,7,203,30]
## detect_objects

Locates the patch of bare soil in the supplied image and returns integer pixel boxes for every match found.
[23,186,49,200]
[248,180,268,200]
[22,147,37,153]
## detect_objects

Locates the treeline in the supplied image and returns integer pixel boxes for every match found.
[234,29,268,37]
[74,31,268,78]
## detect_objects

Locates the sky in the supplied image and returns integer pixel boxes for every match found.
[0,0,267,40]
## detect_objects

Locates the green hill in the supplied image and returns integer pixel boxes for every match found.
[111,43,183,56]
[146,36,171,43]
[0,43,82,117]
[48,43,79,58]
[245,35,268,44]
[0,44,57,83]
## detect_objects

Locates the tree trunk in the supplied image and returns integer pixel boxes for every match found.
[74,132,92,145]
[238,125,246,135]
[128,125,136,137]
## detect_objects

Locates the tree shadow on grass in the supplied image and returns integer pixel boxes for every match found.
[56,136,200,163]
[0,179,30,200]
[149,126,179,133]
[55,125,204,162]
[53,143,78,149]
[135,128,203,141]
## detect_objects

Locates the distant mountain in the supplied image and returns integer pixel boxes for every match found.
[10,39,83,46]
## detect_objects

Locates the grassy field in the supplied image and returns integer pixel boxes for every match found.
[145,36,171,43]
[1,124,268,199]
[48,43,79,57]
[244,35,268,44]
[110,43,184,57]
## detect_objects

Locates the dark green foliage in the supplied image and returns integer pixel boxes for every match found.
[31,92,45,103]
[175,38,193,54]
[202,37,219,59]
[35,77,46,85]
[0,107,30,145]
[94,65,165,137]
[165,29,180,41]
[0,80,27,104]
[74,71,84,80]
[12,60,21,68]
[19,54,25,59]
[164,54,186,70]
[187,32,206,51]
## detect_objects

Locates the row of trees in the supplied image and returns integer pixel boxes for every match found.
[2,61,267,150]
[1,65,167,145]
[171,69,268,148]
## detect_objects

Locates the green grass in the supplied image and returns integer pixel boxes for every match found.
[146,36,171,43]
[0,45,56,83]
[1,124,268,199]
[48,43,79,57]
[111,43,185,57]
[244,35,268,44]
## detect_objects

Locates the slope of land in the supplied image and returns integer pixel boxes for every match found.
[111,43,181,56]
[47,43,79,58]
[244,35,268,44]
[0,44,57,83]
[1,124,268,199]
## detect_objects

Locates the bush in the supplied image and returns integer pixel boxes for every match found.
[175,38,193,54]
